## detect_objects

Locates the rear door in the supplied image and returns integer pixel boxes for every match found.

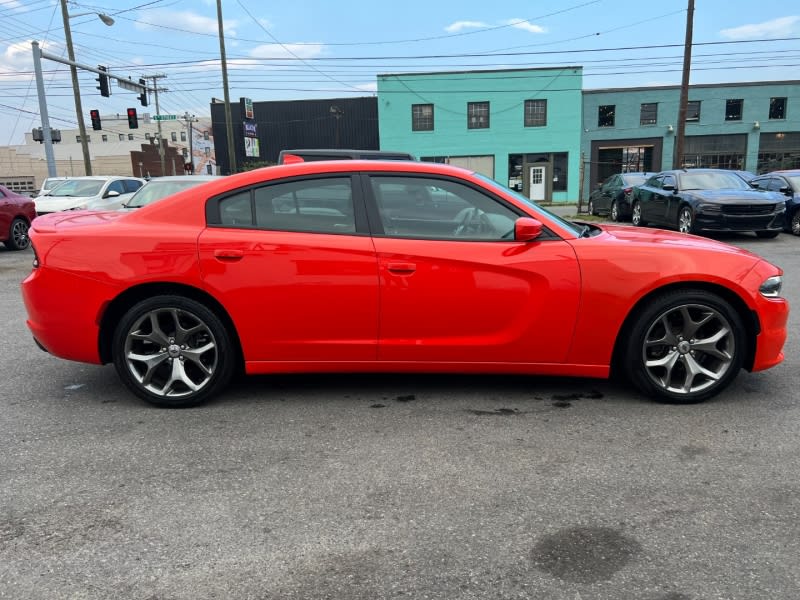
[198,174,380,364]
[364,173,581,365]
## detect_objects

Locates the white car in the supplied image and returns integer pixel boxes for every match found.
[35,177,72,198]
[123,175,221,210]
[34,176,145,215]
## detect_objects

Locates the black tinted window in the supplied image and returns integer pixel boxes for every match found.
[253,178,355,234]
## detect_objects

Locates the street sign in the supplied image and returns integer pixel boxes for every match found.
[152,114,177,121]
[117,78,143,93]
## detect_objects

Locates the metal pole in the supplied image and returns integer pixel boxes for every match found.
[152,77,165,176]
[31,42,57,177]
[60,0,92,176]
[673,0,695,169]
[183,112,195,174]
[216,0,237,174]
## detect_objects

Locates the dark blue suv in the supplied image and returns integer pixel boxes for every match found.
[750,170,800,236]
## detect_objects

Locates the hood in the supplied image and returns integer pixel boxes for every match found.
[685,189,783,204]
[34,194,102,212]
[596,223,760,258]
[32,209,128,233]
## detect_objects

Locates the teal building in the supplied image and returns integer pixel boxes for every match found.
[377,67,584,204]
[582,80,800,198]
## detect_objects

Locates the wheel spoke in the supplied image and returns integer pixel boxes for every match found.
[181,343,215,374]
[692,327,732,361]
[645,315,680,347]
[127,350,169,385]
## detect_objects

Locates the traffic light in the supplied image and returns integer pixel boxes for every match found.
[138,78,148,107]
[90,109,101,131]
[96,65,110,97]
[127,107,138,129]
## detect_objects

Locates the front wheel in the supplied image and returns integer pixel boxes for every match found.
[610,200,620,222]
[5,218,30,250]
[791,210,800,236]
[624,290,745,403]
[112,295,235,407]
[631,201,646,227]
[677,206,694,234]
[588,199,597,216]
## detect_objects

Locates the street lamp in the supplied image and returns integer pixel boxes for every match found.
[60,0,114,176]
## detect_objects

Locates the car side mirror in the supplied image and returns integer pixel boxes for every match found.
[515,217,543,241]
[662,184,675,192]
[779,186,792,196]
[105,190,120,198]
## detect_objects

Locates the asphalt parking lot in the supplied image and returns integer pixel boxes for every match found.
[1,228,798,600]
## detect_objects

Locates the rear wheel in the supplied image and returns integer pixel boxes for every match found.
[112,295,235,407]
[5,218,30,250]
[624,290,745,403]
[678,206,694,234]
[588,199,597,216]
[791,210,800,236]
[755,230,780,239]
[631,201,646,227]
[610,200,620,222]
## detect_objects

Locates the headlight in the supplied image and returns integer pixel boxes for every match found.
[697,203,722,213]
[759,275,783,298]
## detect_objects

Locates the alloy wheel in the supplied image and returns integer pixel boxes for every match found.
[678,207,693,233]
[632,202,642,226]
[9,219,30,250]
[792,211,800,236]
[611,201,619,222]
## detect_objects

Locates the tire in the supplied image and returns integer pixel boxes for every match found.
[112,295,235,408]
[610,200,620,222]
[624,289,745,403]
[631,201,646,227]
[791,210,800,236]
[5,217,30,251]
[677,206,694,234]
[588,199,597,216]
[755,230,780,239]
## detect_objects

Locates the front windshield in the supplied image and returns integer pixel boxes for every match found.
[679,171,750,191]
[473,173,584,236]
[622,174,648,186]
[126,180,209,208]
[784,175,800,191]
[48,179,104,197]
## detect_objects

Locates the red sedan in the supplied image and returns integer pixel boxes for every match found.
[1,185,36,250]
[21,161,788,407]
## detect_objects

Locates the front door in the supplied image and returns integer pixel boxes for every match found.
[529,165,546,202]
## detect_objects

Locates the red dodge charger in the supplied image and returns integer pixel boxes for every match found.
[21,161,789,407]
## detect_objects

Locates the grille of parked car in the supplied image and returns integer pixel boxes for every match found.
[721,204,779,215]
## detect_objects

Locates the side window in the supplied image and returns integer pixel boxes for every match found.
[253,178,355,234]
[647,176,663,190]
[769,178,787,192]
[106,180,126,195]
[125,179,143,193]
[370,176,518,240]
[663,175,676,189]
[219,191,254,226]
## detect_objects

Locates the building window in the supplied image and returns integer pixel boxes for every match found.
[524,99,547,127]
[171,131,177,142]
[769,97,787,120]
[686,101,701,122]
[203,131,210,141]
[411,104,434,131]
[118,133,125,141]
[598,105,615,127]
[128,134,134,141]
[101,134,107,142]
[182,149,188,158]
[680,134,746,170]
[181,131,187,141]
[725,99,743,121]
[205,147,210,156]
[75,136,81,143]
[467,102,490,129]
[640,103,658,125]
[145,133,151,140]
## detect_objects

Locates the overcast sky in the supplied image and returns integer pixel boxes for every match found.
[1,0,799,145]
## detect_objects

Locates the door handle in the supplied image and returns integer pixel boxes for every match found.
[387,262,416,273]
[214,249,244,261]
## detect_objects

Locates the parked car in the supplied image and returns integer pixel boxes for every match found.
[22,161,787,408]
[750,170,800,236]
[733,170,757,183]
[631,169,786,237]
[278,149,415,164]
[34,176,145,215]
[35,176,71,198]
[0,184,36,250]
[123,175,222,210]
[587,172,655,221]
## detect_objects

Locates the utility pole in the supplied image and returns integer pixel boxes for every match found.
[182,112,197,174]
[60,0,91,176]
[31,42,57,177]
[216,0,237,174]
[145,73,168,175]
[673,0,695,169]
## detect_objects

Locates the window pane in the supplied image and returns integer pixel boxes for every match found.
[253,178,355,234]
[370,176,517,240]
[219,191,253,226]
[412,104,434,131]
[725,99,743,121]
[524,99,547,127]
[598,105,615,127]
[640,102,657,125]
[769,97,787,120]
[686,101,701,122]
[468,102,490,129]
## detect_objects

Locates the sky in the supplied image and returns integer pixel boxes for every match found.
[1,0,799,145]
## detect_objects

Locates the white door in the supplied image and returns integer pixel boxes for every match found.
[529,166,546,201]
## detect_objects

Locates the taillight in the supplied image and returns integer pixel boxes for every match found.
[623,187,632,194]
